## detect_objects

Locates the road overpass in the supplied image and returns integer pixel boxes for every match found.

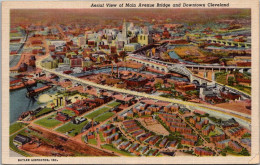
[205,38,251,48]
[129,54,251,72]
[128,54,251,99]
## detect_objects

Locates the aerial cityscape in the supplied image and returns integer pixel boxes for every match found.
[9,9,251,157]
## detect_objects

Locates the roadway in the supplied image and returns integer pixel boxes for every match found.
[36,58,250,124]
[128,54,251,69]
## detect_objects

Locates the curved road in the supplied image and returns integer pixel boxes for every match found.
[35,55,251,128]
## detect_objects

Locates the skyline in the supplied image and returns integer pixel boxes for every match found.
[11,9,250,26]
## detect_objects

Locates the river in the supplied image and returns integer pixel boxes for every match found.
[71,67,138,77]
[9,82,56,124]
[9,54,21,68]
[167,45,198,65]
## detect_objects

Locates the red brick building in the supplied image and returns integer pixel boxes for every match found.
[195,120,209,130]
[181,138,196,146]
[215,140,230,149]
[178,84,196,91]
[127,111,134,118]
[139,133,152,141]
[145,110,152,115]
[87,132,95,140]
[119,141,131,150]
[210,134,225,143]
[170,126,192,134]
[132,130,145,137]
[70,58,83,68]
[159,138,168,148]
[118,115,126,121]
[183,133,198,141]
[164,105,179,113]
[194,147,214,156]
[129,143,140,153]
[99,124,112,132]
[148,136,160,145]
[228,141,242,152]
[31,40,42,45]
[220,91,240,100]
[127,126,140,133]
[138,111,145,116]
[228,126,245,137]
[162,28,171,38]
[169,140,177,147]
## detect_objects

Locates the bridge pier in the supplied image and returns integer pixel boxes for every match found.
[203,71,207,79]
[189,75,194,84]
[212,72,215,81]
[239,69,244,73]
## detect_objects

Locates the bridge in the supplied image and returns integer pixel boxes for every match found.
[128,55,169,73]
[167,64,211,85]
[128,54,251,81]
[129,54,251,72]
[185,64,251,73]
[128,54,251,99]
[204,38,251,48]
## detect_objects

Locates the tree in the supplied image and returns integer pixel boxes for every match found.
[185,90,199,96]
[177,143,183,149]
[239,148,250,156]
[154,82,162,89]
[228,76,236,86]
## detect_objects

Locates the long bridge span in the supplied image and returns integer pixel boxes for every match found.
[128,54,251,99]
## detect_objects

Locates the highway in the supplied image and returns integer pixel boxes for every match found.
[128,54,251,70]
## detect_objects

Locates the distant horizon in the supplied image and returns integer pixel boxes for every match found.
[10,8,251,26]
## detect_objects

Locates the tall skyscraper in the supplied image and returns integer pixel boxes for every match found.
[122,19,128,39]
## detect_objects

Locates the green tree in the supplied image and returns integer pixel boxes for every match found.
[228,76,236,86]
[239,148,250,156]
[186,90,199,96]
[154,82,162,89]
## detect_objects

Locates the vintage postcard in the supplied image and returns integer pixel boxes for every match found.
[2,0,259,164]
